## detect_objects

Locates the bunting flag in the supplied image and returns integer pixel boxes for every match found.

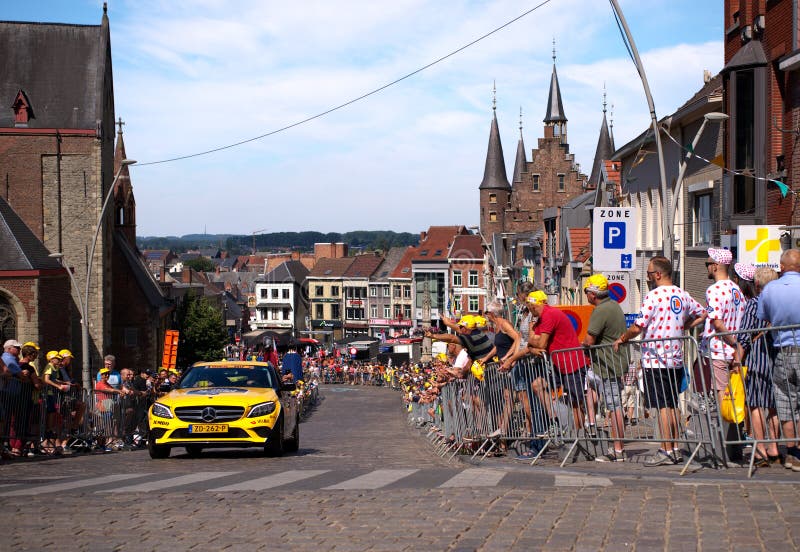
[772,179,790,198]
[661,130,796,199]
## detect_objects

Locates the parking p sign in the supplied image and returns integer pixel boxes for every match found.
[592,207,638,272]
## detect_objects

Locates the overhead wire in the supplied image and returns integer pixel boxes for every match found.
[137,0,555,167]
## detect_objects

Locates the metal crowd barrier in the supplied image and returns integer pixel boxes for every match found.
[706,324,800,477]
[419,335,737,474]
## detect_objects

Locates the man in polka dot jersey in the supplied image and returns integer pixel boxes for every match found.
[701,247,746,406]
[613,256,705,466]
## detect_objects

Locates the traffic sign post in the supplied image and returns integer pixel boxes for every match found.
[604,272,636,313]
[592,207,639,272]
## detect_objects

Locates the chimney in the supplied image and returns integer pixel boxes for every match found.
[182,267,192,284]
[160,266,166,283]
[420,231,427,242]
[703,69,711,83]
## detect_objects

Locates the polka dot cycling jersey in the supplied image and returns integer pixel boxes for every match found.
[634,285,704,369]
[702,279,746,360]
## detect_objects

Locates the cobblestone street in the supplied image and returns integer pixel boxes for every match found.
[2,386,799,551]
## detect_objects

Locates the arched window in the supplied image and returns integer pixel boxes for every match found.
[0,295,17,343]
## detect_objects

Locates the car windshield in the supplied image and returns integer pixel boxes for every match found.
[179,366,275,389]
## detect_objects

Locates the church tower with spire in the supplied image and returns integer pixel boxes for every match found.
[478,83,512,238]
[113,118,137,245]
[495,42,587,236]
[588,88,615,189]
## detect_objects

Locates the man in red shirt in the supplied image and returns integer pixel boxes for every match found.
[506,290,589,438]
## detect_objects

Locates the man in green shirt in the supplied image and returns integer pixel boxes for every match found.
[582,274,629,462]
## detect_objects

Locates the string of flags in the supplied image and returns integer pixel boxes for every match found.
[657,130,794,198]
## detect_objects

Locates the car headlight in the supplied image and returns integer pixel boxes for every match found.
[247,401,276,418]
[152,402,174,419]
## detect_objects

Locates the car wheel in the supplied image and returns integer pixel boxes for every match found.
[148,439,170,459]
[284,416,300,453]
[185,445,203,458]
[264,418,284,457]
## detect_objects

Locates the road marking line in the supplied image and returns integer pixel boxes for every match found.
[323,469,419,490]
[209,470,330,492]
[99,472,238,493]
[555,475,613,487]
[0,473,150,497]
[439,468,507,488]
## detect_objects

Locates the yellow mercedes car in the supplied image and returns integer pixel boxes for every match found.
[147,361,300,459]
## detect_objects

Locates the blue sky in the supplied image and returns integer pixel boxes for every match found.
[3,1,723,236]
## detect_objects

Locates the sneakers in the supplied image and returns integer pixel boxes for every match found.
[585,423,597,437]
[595,451,625,463]
[784,449,800,471]
[645,449,676,467]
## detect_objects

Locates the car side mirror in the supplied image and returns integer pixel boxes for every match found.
[282,382,297,392]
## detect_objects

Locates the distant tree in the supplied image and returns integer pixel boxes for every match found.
[175,292,228,367]
[184,257,215,273]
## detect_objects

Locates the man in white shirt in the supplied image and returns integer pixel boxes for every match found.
[614,256,704,466]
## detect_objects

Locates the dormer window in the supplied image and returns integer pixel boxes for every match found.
[11,90,34,127]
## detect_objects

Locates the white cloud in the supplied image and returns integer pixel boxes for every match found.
[106,0,722,235]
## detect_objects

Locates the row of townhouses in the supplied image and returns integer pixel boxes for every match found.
[249,228,488,342]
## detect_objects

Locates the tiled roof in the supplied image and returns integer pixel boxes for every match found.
[0,18,109,129]
[0,196,62,271]
[307,256,354,278]
[344,254,383,279]
[389,246,416,279]
[413,226,467,262]
[567,227,591,263]
[372,246,406,281]
[260,260,309,284]
[113,231,171,313]
[449,235,484,260]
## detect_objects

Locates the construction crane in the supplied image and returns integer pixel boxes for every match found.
[251,228,268,254]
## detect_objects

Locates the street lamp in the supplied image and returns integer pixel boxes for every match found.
[50,158,136,387]
[666,112,729,278]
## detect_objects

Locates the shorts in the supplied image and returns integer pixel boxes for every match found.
[621,384,639,410]
[773,348,800,423]
[642,367,682,409]
[712,359,732,392]
[45,394,57,414]
[511,364,528,393]
[597,378,623,411]
[556,368,586,406]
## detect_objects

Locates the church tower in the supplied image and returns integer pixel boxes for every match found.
[543,40,567,143]
[479,84,511,239]
[113,118,136,245]
[588,89,614,189]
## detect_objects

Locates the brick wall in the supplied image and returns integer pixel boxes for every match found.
[504,134,587,235]
[111,246,159,371]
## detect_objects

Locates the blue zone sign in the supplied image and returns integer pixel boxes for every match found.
[592,207,638,272]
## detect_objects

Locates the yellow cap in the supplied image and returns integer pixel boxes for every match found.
[527,290,548,305]
[58,349,73,358]
[458,314,476,329]
[23,341,40,350]
[473,316,488,328]
[46,350,62,361]
[583,274,609,292]
[99,367,110,375]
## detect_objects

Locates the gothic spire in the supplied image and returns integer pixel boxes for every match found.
[512,107,527,184]
[479,87,511,191]
[543,39,567,124]
[588,93,614,188]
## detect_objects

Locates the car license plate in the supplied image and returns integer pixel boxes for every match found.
[189,424,229,434]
